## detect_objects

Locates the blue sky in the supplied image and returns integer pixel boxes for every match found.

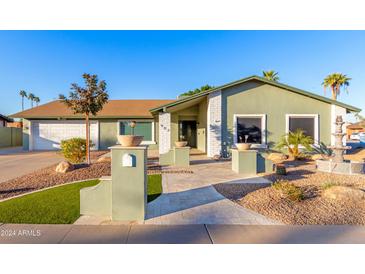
[0,31,364,118]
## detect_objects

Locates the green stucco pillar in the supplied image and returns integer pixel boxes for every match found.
[173,146,190,167]
[232,149,258,175]
[110,145,147,221]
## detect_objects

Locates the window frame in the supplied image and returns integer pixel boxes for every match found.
[233,114,267,148]
[117,119,156,145]
[285,114,319,144]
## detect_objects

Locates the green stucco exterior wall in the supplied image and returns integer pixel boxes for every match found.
[221,81,331,155]
[22,119,30,150]
[99,118,159,150]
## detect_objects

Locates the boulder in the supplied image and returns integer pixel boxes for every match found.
[97,156,111,163]
[322,186,365,201]
[267,153,288,162]
[55,161,74,173]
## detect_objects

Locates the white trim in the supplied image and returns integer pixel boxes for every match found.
[285,114,319,144]
[233,114,267,148]
[117,119,156,145]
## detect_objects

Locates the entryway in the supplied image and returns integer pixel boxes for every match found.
[179,120,197,148]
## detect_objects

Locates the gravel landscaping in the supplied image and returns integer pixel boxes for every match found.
[214,160,365,225]
[0,152,192,201]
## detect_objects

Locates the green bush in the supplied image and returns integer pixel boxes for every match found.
[272,179,304,201]
[60,138,93,164]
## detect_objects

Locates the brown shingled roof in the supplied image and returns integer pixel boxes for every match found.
[11,99,175,119]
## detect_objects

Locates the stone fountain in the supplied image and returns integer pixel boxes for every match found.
[316,115,365,175]
[329,115,351,162]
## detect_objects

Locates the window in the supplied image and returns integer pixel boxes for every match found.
[234,114,266,145]
[286,114,318,142]
[119,120,154,142]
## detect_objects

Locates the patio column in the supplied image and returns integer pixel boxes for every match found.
[207,90,222,157]
[159,112,171,154]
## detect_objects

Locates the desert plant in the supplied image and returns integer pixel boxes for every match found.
[275,129,313,160]
[322,73,351,100]
[34,96,40,107]
[19,90,27,111]
[60,138,93,164]
[28,93,35,108]
[272,179,304,201]
[321,181,338,190]
[59,73,108,165]
[262,70,279,82]
[309,142,333,157]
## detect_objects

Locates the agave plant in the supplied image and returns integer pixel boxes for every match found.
[308,142,333,158]
[275,129,313,160]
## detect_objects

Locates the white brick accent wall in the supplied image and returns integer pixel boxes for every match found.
[207,90,222,157]
[159,112,171,154]
[331,104,347,146]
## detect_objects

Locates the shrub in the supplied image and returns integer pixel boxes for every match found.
[60,138,93,164]
[275,129,313,160]
[272,179,304,201]
[321,181,338,190]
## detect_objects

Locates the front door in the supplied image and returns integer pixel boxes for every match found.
[179,121,197,148]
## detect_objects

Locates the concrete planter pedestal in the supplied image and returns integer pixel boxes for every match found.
[231,149,274,175]
[159,146,190,167]
[80,145,147,221]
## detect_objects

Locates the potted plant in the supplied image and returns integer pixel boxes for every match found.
[236,135,251,151]
[175,135,188,147]
[118,121,144,147]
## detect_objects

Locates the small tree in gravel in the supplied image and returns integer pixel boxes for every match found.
[59,74,108,165]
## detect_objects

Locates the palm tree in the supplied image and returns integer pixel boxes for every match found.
[34,96,40,107]
[19,90,27,111]
[59,73,108,165]
[275,129,313,160]
[262,70,280,82]
[28,93,35,108]
[322,73,351,100]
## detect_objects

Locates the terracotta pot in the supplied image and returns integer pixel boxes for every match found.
[118,135,144,147]
[236,143,251,151]
[175,141,188,148]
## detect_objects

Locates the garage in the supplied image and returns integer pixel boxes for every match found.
[30,120,99,150]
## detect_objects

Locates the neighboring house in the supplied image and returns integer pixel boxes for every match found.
[0,114,13,127]
[346,121,365,140]
[11,75,361,156]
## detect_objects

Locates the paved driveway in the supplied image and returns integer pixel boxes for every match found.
[0,147,63,183]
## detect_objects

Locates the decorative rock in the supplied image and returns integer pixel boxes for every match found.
[267,153,288,162]
[55,161,74,173]
[212,154,221,161]
[97,156,111,163]
[311,154,324,161]
[323,186,365,201]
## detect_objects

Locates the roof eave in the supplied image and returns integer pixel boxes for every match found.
[149,75,361,113]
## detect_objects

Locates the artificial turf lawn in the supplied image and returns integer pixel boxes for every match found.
[0,174,162,224]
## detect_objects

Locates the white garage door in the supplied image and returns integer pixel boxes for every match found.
[31,120,99,150]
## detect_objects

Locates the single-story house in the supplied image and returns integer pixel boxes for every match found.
[0,114,13,127]
[11,75,361,157]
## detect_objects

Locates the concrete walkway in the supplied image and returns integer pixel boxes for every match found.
[0,147,62,183]
[143,160,279,225]
[1,224,365,244]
